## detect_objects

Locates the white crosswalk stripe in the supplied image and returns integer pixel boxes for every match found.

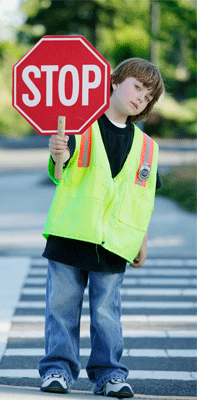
[4,348,197,358]
[0,369,196,381]
[0,257,196,397]
[8,329,197,338]
[21,287,197,296]
[17,300,197,309]
[11,315,197,323]
[27,268,197,276]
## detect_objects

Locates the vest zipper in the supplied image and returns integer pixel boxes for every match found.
[96,244,100,263]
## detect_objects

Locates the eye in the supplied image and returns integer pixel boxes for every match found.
[145,95,150,102]
[135,84,140,90]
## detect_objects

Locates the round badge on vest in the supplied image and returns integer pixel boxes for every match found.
[138,163,151,181]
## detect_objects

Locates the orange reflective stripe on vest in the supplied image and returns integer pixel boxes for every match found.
[78,126,92,168]
[135,132,154,187]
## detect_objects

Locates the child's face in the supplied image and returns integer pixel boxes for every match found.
[112,77,153,119]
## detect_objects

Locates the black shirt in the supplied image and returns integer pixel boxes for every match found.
[43,114,162,273]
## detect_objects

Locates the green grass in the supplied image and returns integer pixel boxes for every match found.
[157,164,197,213]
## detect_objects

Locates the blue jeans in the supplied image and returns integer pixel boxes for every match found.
[38,260,129,392]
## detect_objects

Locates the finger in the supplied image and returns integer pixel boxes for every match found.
[49,145,68,154]
[49,148,68,155]
[65,135,69,143]
[130,262,142,268]
[50,149,67,155]
[50,135,66,144]
[49,141,67,149]
[49,136,68,147]
[131,254,146,268]
[130,255,143,268]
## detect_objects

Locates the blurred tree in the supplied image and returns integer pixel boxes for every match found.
[17,0,116,48]
[0,40,32,137]
[145,0,197,138]
[0,0,196,138]
[156,0,196,94]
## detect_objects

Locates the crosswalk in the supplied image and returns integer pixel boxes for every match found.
[0,257,196,397]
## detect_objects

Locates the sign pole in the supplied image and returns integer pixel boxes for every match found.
[55,116,66,180]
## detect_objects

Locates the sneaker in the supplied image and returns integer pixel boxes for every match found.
[96,378,134,398]
[40,374,68,394]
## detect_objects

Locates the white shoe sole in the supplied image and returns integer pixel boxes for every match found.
[41,379,68,394]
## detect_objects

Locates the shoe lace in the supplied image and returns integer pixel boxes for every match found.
[109,378,125,384]
[44,374,64,381]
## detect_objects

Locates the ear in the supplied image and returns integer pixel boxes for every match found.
[112,83,118,91]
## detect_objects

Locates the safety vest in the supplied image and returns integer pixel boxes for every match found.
[43,120,158,263]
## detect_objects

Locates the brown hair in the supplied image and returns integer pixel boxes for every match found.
[110,58,164,123]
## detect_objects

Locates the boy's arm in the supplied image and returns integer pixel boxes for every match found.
[130,230,148,268]
[48,134,76,183]
[130,172,161,268]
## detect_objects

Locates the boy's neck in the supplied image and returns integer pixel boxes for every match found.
[105,108,127,125]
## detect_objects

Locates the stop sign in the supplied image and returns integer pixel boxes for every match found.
[12,35,110,135]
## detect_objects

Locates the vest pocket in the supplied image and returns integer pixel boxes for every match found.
[118,183,153,232]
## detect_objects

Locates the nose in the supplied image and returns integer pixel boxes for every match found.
[137,92,144,103]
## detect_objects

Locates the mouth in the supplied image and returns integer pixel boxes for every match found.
[130,102,138,109]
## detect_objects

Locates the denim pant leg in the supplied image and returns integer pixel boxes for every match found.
[38,260,88,387]
[86,271,129,393]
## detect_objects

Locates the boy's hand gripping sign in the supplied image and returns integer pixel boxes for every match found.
[12,35,110,179]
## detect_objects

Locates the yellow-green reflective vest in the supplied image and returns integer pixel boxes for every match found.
[43,120,158,263]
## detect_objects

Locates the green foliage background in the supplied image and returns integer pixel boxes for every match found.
[0,0,196,138]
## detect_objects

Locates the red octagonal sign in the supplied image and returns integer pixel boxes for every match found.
[13,35,110,135]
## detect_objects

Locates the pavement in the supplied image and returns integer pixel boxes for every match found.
[0,385,195,400]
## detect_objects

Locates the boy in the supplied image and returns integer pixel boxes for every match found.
[39,58,164,398]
